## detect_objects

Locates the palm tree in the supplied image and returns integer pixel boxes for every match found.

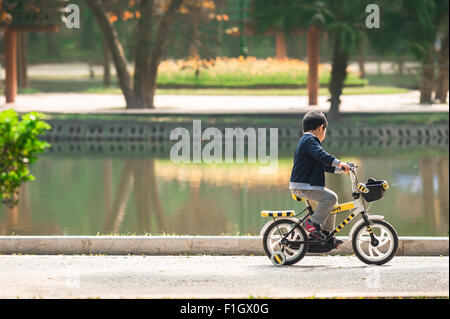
[369,0,449,104]
[251,0,371,118]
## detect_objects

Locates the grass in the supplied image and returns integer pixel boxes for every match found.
[92,232,258,236]
[4,80,410,96]
[43,112,449,126]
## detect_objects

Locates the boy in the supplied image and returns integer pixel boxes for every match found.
[289,111,350,246]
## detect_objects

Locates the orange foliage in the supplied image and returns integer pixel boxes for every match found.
[108,14,118,23]
[122,10,133,21]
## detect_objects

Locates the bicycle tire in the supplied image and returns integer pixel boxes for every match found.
[263,219,309,266]
[352,219,398,265]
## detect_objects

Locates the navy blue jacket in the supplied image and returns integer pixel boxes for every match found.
[290,132,340,187]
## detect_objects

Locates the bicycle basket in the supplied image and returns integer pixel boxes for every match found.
[361,179,389,202]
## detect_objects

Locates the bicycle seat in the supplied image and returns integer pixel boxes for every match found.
[291,194,304,202]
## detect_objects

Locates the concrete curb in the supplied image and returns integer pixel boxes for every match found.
[0,236,447,256]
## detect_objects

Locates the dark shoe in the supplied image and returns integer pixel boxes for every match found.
[332,237,344,248]
[302,219,327,241]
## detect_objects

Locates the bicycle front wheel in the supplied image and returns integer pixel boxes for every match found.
[352,219,398,265]
[263,219,309,266]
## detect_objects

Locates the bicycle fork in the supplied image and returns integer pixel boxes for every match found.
[277,210,379,247]
[360,211,379,246]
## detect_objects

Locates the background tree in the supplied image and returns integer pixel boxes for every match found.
[369,0,449,104]
[434,12,449,103]
[251,0,371,118]
[85,0,220,109]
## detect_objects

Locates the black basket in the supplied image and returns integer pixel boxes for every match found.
[362,179,388,202]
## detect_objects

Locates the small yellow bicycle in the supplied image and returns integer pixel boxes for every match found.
[260,162,398,266]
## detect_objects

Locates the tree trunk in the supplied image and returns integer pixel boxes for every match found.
[216,0,225,57]
[189,9,200,57]
[86,0,183,109]
[328,38,348,119]
[420,50,435,104]
[85,0,135,106]
[103,39,111,87]
[133,0,183,109]
[357,41,365,79]
[397,55,405,75]
[132,0,155,109]
[275,31,287,60]
[435,31,449,103]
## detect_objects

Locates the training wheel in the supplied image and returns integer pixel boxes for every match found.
[270,251,286,266]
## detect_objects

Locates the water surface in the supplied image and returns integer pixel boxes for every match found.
[1,141,448,237]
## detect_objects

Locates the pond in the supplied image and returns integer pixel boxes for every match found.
[0,140,448,237]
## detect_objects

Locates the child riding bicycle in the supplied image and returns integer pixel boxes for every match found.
[289,111,351,246]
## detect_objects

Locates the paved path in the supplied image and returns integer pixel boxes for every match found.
[1,91,448,114]
[2,62,419,78]
[0,255,447,298]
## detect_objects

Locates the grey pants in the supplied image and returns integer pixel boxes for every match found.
[291,188,338,233]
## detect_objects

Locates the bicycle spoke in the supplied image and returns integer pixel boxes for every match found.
[368,245,376,258]
[358,233,371,243]
[377,229,391,247]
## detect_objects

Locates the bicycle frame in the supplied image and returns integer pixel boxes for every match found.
[278,166,377,246]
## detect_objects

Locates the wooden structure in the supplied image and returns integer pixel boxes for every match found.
[1,0,67,103]
[306,26,319,105]
[243,25,321,106]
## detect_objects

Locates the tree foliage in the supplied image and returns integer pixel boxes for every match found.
[0,0,67,26]
[251,0,371,116]
[368,0,448,60]
[0,110,51,208]
[85,0,221,108]
[369,0,449,103]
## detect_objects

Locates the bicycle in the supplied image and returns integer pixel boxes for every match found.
[260,162,398,266]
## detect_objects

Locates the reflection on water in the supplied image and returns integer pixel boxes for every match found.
[0,144,448,236]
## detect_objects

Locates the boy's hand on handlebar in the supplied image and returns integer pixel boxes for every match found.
[338,162,351,173]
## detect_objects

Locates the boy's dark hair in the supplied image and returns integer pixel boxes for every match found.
[302,111,328,132]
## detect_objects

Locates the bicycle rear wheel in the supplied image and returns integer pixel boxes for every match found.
[263,219,309,265]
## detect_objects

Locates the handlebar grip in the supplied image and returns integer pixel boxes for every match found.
[346,162,358,169]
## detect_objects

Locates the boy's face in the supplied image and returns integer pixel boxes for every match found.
[317,125,327,142]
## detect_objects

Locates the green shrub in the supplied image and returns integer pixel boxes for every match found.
[0,109,51,208]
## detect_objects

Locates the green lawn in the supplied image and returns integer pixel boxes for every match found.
[0,71,417,96]
[7,82,410,96]
[83,86,410,95]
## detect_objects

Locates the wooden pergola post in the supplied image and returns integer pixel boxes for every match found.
[4,28,18,103]
[276,31,287,60]
[17,31,29,89]
[307,26,319,106]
